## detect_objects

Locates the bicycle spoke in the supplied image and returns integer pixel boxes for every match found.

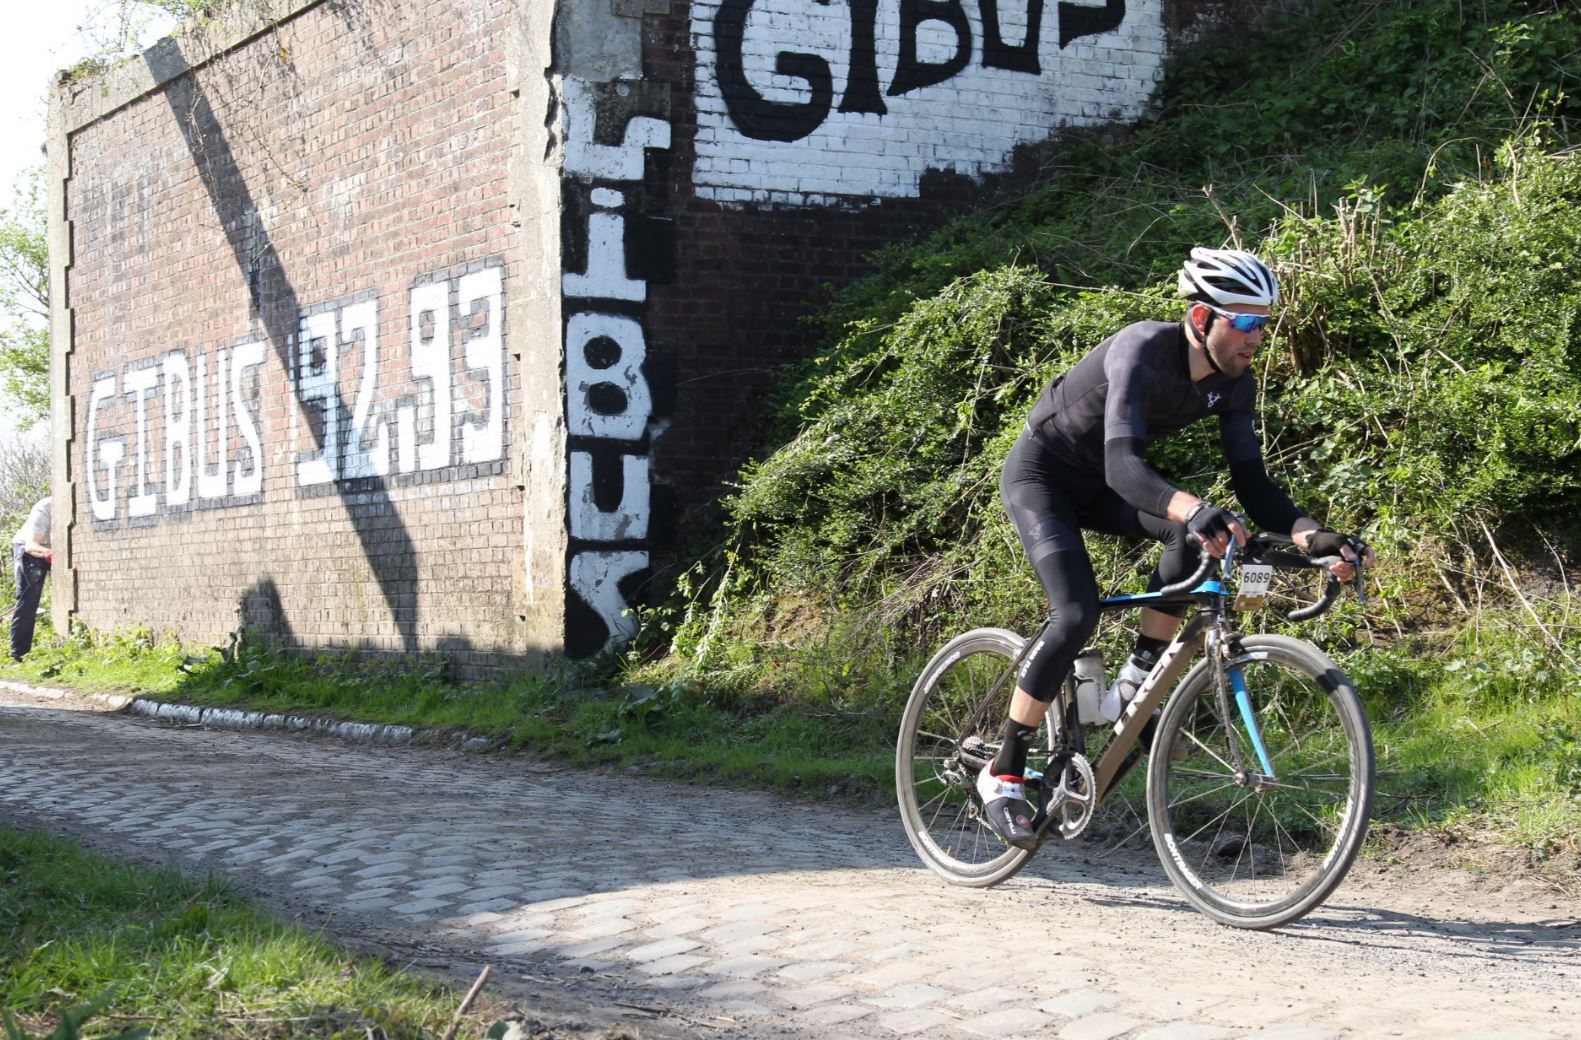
[896,629,1039,886]
[1164,777,1244,810]
[1190,798,1241,882]
[1179,730,1239,774]
[1177,787,1259,848]
[1148,636,1373,928]
[1259,774,1348,792]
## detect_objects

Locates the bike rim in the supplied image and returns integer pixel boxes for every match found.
[901,639,1035,875]
[1154,649,1368,921]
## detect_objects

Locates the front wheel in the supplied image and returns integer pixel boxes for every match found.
[1146,634,1374,928]
[896,627,1055,888]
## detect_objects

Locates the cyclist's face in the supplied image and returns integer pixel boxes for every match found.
[1195,303,1270,377]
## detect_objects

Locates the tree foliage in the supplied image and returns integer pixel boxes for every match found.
[0,168,48,425]
[0,433,49,524]
[1,2,209,422]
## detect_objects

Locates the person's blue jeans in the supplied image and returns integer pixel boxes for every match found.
[10,544,50,660]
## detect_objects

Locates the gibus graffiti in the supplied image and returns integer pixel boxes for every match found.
[692,0,1164,202]
[86,343,267,521]
[713,0,1127,140]
[83,265,507,524]
[560,76,673,658]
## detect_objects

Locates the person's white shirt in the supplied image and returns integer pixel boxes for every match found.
[13,497,51,553]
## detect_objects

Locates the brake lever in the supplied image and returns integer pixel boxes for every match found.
[1315,543,1370,608]
[1351,538,1370,607]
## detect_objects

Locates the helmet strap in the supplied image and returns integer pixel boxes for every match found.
[1187,305,1227,376]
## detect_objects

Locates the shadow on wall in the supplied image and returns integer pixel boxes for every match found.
[143,39,423,652]
[229,576,541,682]
[239,576,292,646]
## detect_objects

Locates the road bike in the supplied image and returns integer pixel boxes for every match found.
[895,533,1374,929]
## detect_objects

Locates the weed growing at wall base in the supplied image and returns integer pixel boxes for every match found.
[0,626,897,806]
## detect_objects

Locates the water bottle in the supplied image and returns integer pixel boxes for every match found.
[1071,648,1106,726]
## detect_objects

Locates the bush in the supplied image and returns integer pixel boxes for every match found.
[652,0,1581,715]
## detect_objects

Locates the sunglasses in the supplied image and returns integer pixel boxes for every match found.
[1200,303,1272,333]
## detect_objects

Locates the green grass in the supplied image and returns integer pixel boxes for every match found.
[0,622,898,807]
[1347,638,1581,862]
[0,825,495,1040]
[8,606,1581,877]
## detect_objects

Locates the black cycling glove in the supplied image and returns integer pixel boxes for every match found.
[1185,502,1241,545]
[1306,528,1365,559]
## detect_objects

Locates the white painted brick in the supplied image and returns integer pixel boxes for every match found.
[691,0,1165,205]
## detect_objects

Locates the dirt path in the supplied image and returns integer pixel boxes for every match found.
[2,686,1578,1040]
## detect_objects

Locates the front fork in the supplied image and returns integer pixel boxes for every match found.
[1209,625,1277,784]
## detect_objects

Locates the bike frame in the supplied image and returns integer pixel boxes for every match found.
[967,566,1267,839]
[1086,591,1224,803]
[954,535,1355,841]
[898,529,1371,927]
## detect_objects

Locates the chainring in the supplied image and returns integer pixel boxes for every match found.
[1052,752,1097,839]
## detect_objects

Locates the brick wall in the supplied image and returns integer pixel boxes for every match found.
[53,0,1225,666]
[559,0,1183,655]
[56,0,532,674]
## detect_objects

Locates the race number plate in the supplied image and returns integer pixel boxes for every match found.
[1235,563,1274,611]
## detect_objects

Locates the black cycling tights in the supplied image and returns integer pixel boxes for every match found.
[1000,431,1200,704]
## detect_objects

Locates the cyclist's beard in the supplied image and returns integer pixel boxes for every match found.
[1189,318,1237,377]
[1204,330,1251,377]
[1207,339,1236,376]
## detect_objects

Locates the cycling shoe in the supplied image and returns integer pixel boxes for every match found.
[976,767,1038,849]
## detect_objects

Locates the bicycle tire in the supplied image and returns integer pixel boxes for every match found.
[1145,634,1374,928]
[896,627,1054,887]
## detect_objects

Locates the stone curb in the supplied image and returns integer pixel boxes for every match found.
[0,679,131,710]
[0,679,494,751]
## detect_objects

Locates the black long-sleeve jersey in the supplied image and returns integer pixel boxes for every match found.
[1024,319,1302,533]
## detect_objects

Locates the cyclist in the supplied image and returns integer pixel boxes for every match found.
[980,246,1373,849]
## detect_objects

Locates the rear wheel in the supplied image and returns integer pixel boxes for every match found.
[896,628,1057,887]
[1146,634,1373,928]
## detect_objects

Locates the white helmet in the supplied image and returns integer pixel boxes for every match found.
[1177,247,1279,307]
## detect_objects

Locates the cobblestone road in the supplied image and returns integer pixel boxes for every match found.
[2,686,1578,1040]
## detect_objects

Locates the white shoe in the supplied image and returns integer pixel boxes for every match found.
[976,766,1036,848]
[976,765,1025,801]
